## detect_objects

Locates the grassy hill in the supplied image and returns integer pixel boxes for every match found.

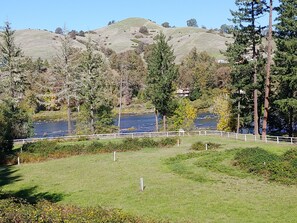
[13,17,232,62]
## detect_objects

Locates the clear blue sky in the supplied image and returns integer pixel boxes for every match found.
[1,0,275,31]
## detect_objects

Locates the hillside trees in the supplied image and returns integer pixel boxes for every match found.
[52,31,80,135]
[178,48,221,101]
[227,0,267,134]
[110,50,147,105]
[76,39,115,134]
[272,0,297,136]
[146,32,178,131]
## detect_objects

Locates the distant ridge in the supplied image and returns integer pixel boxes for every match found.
[12,17,232,62]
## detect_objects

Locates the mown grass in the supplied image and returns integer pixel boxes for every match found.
[1,136,297,222]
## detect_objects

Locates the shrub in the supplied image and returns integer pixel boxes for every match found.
[139,26,149,35]
[158,137,178,147]
[234,147,297,184]
[190,141,221,151]
[0,197,155,222]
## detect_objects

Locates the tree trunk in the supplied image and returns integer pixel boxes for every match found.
[237,100,240,134]
[262,0,273,139]
[67,96,72,135]
[90,104,94,134]
[289,108,293,137]
[118,74,123,133]
[163,115,166,132]
[155,108,159,132]
[252,2,259,136]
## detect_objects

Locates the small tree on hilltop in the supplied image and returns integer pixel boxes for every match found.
[187,18,198,27]
[55,27,63,34]
[161,22,170,28]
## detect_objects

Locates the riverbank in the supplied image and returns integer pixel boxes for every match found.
[32,104,154,122]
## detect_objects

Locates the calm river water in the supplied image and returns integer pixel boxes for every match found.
[33,113,218,138]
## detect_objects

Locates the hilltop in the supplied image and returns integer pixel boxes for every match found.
[13,17,232,62]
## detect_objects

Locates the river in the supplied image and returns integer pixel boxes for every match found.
[33,113,218,138]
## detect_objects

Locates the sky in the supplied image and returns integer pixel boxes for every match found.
[1,0,278,32]
[1,0,242,31]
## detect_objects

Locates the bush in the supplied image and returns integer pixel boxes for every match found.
[0,197,156,222]
[158,137,179,147]
[139,26,149,35]
[234,147,297,184]
[190,141,221,151]
[17,137,178,163]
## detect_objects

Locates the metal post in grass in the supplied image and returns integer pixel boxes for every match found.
[140,177,144,191]
[221,131,223,137]
[17,157,20,165]
[166,132,169,137]
[205,131,207,136]
[254,135,257,142]
[227,132,230,138]
[113,151,116,162]
[244,135,247,142]
[205,144,208,150]
[277,137,279,144]
[236,133,238,140]
[265,136,268,143]
[177,139,180,147]
[291,138,293,145]
[149,133,152,138]
[132,133,134,139]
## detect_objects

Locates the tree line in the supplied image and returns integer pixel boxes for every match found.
[0,0,296,157]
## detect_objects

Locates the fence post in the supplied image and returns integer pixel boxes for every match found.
[199,131,201,136]
[291,137,293,145]
[254,135,257,142]
[277,136,279,144]
[205,144,208,150]
[244,134,247,142]
[113,151,116,161]
[236,133,238,140]
[132,133,134,139]
[221,131,223,137]
[140,177,144,191]
[17,157,20,165]
[227,132,230,138]
[205,131,207,136]
[265,136,268,143]
[149,133,152,138]
[167,132,169,137]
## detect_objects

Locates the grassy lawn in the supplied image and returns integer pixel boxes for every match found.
[1,136,297,222]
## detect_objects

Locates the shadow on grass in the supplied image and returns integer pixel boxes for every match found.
[0,165,21,187]
[0,166,65,204]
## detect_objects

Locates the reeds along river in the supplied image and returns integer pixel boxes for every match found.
[33,113,218,138]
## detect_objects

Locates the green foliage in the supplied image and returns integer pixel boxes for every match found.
[234,147,297,184]
[168,99,197,131]
[0,198,155,223]
[18,137,178,163]
[190,141,221,151]
[272,0,297,136]
[213,92,235,131]
[146,32,178,126]
[226,0,267,132]
[186,18,198,27]
[0,100,32,154]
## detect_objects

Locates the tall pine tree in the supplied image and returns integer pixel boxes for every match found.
[146,32,178,131]
[273,0,297,136]
[226,0,267,134]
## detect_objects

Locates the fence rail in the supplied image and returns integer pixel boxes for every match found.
[14,130,297,145]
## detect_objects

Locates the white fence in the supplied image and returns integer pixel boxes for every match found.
[14,130,297,145]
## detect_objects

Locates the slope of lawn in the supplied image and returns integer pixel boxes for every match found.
[1,136,297,222]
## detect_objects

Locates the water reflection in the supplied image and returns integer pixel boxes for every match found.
[33,113,218,138]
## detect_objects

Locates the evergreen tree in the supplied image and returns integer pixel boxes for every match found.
[146,32,178,131]
[0,22,28,105]
[272,0,297,136]
[226,0,267,134]
[52,30,80,135]
[77,39,115,134]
